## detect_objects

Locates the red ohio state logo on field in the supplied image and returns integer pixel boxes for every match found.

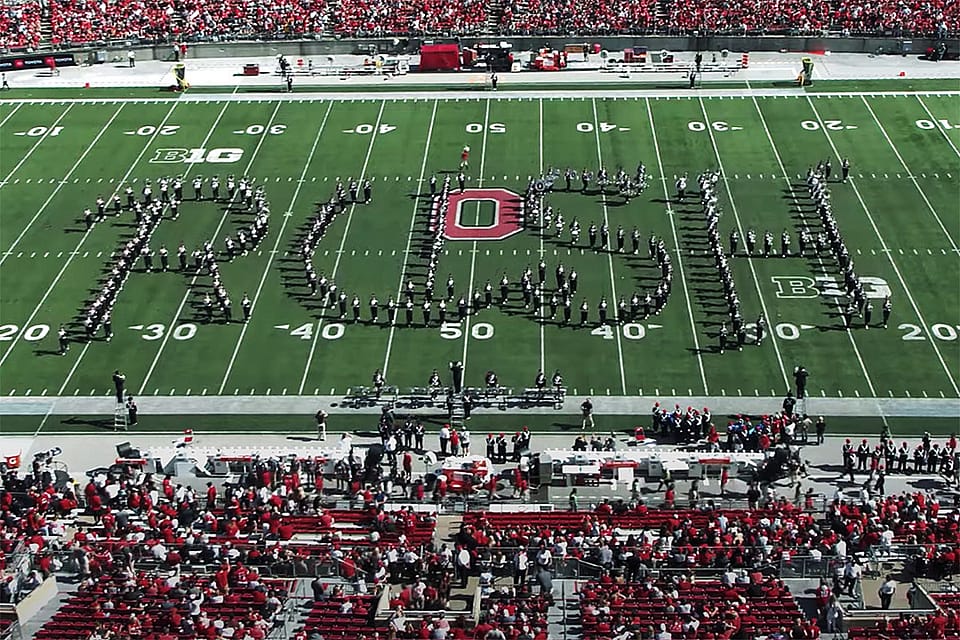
[444,188,522,241]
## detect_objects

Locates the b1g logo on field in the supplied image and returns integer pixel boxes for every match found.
[445,188,522,241]
[771,275,892,299]
[150,147,244,164]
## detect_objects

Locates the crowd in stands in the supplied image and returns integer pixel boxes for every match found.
[579,575,818,639]
[0,0,41,50]
[498,0,657,35]
[329,0,487,37]
[0,0,955,52]
[1,413,959,640]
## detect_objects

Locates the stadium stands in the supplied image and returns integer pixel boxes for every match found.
[3,0,953,51]
[579,577,817,639]
[0,0,41,50]
[497,0,658,36]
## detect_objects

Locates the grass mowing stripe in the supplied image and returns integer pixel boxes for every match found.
[0,105,122,266]
[51,101,212,398]
[696,96,791,392]
[459,100,491,381]
[0,103,22,129]
[915,95,960,159]
[382,99,439,379]
[590,97,627,395]
[298,100,387,394]
[217,101,336,393]
[860,96,959,253]
[0,104,72,190]
[805,95,960,397]
[137,101,282,395]
[748,94,882,408]
[0,105,134,371]
[645,98,709,395]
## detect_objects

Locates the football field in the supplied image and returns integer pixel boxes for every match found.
[0,88,958,405]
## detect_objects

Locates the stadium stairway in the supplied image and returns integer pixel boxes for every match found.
[655,0,670,24]
[484,0,506,32]
[38,10,52,51]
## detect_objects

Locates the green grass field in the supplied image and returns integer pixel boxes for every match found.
[0,89,958,407]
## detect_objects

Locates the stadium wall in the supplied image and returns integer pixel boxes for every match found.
[73,35,955,63]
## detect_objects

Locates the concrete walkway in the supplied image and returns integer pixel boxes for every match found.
[1,394,957,417]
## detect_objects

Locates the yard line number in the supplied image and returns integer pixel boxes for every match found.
[687,121,743,132]
[233,124,287,135]
[344,123,396,134]
[801,120,857,131]
[915,119,960,131]
[466,123,506,133]
[286,322,345,341]
[899,323,960,342]
[128,125,180,136]
[16,126,64,137]
[440,322,494,340]
[591,323,648,340]
[131,323,197,341]
[0,323,50,341]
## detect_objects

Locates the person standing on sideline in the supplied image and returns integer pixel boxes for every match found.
[127,50,136,67]
[568,488,578,511]
[491,73,498,90]
[112,370,126,403]
[581,398,594,430]
[315,409,328,441]
[1,73,9,89]
[816,416,826,445]
[125,396,138,428]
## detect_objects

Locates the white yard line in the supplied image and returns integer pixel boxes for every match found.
[590,97,627,395]
[645,98,709,395]
[748,94,880,404]
[805,96,960,396]
[696,97,791,392]
[297,100,387,394]
[0,103,172,370]
[0,105,122,266]
[138,101,282,395]
[0,104,72,190]
[381,100,439,379]
[0,103,23,129]
[217,101,336,394]
[537,98,546,374]
[860,96,959,253]
[915,95,960,159]
[459,100,491,380]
